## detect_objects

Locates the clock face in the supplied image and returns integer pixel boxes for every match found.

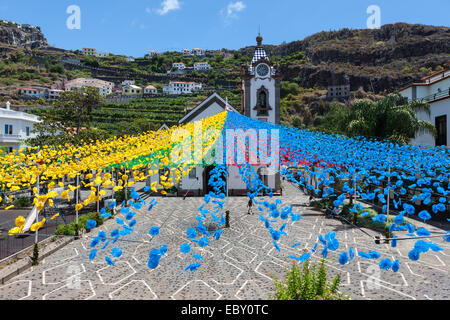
[256,63,270,77]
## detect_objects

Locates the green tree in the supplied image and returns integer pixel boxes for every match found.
[49,64,65,74]
[81,55,100,67]
[27,87,104,146]
[319,93,436,144]
[60,87,104,137]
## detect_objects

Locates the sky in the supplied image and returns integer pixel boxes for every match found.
[0,0,448,57]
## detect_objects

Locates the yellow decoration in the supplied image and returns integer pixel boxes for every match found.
[15,216,26,227]
[50,212,60,220]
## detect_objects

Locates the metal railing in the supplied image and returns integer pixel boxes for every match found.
[419,88,450,102]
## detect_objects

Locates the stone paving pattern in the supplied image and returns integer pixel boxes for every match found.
[0,182,449,300]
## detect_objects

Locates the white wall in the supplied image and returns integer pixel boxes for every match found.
[0,109,39,150]
[401,77,450,100]
[248,77,276,123]
[188,103,224,123]
[179,166,203,191]
[411,98,450,148]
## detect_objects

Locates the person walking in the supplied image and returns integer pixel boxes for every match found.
[329,206,342,219]
[247,198,254,215]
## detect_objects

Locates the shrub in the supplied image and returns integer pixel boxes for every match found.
[31,243,39,266]
[56,212,103,236]
[55,224,75,236]
[402,67,413,73]
[310,198,332,209]
[114,189,131,203]
[49,64,65,74]
[71,212,104,230]
[271,260,349,300]
[13,196,32,208]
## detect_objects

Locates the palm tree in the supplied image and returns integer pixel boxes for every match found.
[319,93,436,145]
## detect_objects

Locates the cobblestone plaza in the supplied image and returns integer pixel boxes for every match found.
[0,183,448,300]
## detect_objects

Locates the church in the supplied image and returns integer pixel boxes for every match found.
[148,35,281,196]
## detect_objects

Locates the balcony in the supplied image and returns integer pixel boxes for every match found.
[419,88,450,102]
[0,134,21,142]
[424,70,450,84]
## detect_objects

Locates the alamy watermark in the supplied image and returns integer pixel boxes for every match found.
[366,264,381,290]
[66,5,81,30]
[170,125,280,175]
[366,5,381,29]
[66,264,81,289]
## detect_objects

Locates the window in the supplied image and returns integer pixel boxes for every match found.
[159,168,170,184]
[435,115,447,146]
[189,167,197,179]
[258,91,267,107]
[26,126,30,136]
[4,124,12,135]
[254,87,271,117]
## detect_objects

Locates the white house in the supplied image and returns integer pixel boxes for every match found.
[181,49,192,57]
[46,89,64,100]
[0,102,40,152]
[81,48,109,58]
[148,51,158,57]
[163,81,202,95]
[194,62,211,72]
[122,80,136,87]
[192,48,205,57]
[96,52,110,58]
[398,65,450,148]
[144,85,157,95]
[122,84,143,96]
[65,78,114,96]
[82,48,97,56]
[172,62,186,70]
[19,88,41,99]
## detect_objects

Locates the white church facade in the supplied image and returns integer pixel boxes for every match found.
[147,35,281,196]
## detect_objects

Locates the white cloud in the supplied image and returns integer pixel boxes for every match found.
[226,1,246,19]
[157,0,181,15]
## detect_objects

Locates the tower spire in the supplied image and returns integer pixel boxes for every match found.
[256,31,263,47]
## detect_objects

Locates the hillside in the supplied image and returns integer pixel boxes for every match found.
[240,23,450,93]
[0,20,47,49]
[0,21,448,132]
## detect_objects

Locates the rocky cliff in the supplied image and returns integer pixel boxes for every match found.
[0,21,47,49]
[239,23,450,93]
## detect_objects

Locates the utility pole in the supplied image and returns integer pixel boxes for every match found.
[386,160,391,240]
[75,174,79,226]
[226,166,229,210]
[35,174,39,244]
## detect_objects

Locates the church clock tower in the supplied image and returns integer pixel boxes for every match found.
[240,34,281,195]
[241,34,281,124]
